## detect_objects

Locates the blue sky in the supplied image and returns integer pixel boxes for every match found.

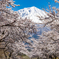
[12,0,59,11]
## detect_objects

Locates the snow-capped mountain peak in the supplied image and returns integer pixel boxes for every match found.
[18,6,47,23]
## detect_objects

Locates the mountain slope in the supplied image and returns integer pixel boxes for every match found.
[18,6,47,23]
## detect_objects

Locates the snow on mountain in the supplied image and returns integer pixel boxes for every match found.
[18,6,47,23]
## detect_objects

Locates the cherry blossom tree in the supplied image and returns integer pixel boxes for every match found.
[0,0,37,59]
[0,0,59,59]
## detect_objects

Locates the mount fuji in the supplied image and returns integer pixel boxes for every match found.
[18,6,50,39]
[18,6,47,23]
